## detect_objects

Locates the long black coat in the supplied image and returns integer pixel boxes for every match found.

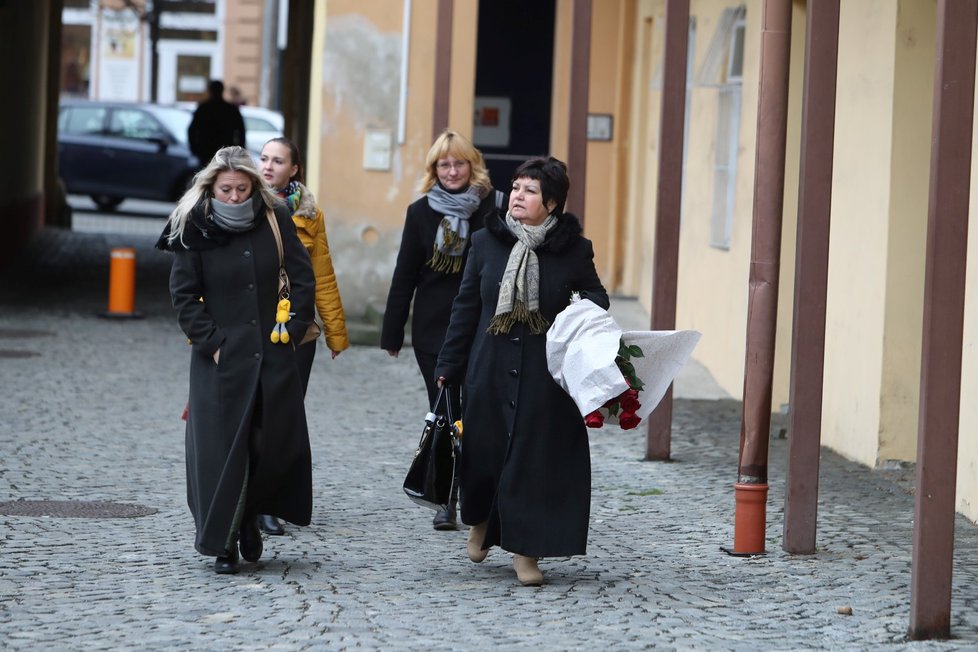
[381,192,496,355]
[435,213,609,558]
[168,204,315,556]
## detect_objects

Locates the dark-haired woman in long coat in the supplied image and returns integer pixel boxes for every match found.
[435,157,609,587]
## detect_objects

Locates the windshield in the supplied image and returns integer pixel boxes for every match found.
[150,106,193,146]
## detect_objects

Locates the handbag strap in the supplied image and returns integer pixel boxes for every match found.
[266,209,290,298]
[432,385,456,424]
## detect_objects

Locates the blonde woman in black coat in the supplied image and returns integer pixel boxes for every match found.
[381,129,500,530]
[435,157,609,587]
[157,146,315,575]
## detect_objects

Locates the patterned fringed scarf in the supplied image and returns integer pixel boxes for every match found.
[487,212,558,335]
[426,184,483,274]
[276,181,301,216]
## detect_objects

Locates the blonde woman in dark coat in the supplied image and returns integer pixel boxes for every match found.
[382,129,500,530]
[157,146,316,575]
[436,157,609,587]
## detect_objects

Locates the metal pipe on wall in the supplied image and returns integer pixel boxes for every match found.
[729,0,791,555]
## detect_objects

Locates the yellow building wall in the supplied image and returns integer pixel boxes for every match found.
[961,72,978,520]
[623,0,770,402]
[583,1,625,284]
[821,0,897,467]
[314,0,445,317]
[876,0,933,464]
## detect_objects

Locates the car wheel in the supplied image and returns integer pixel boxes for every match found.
[91,194,123,212]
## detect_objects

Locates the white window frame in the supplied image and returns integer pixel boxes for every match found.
[709,10,746,250]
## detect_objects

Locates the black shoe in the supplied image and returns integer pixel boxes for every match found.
[214,545,239,574]
[433,505,458,531]
[259,514,285,536]
[239,515,263,563]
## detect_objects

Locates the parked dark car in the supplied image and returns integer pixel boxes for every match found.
[57,99,200,211]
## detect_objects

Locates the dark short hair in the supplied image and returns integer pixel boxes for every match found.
[512,157,570,217]
[209,80,225,97]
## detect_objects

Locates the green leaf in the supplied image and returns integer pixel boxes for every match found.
[628,345,644,358]
[607,402,620,416]
[620,361,635,376]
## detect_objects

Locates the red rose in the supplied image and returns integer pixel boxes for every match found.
[619,391,641,413]
[618,411,641,430]
[584,410,605,429]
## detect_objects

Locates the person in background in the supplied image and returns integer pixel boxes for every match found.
[381,130,501,531]
[228,86,247,107]
[257,136,350,536]
[435,157,609,587]
[157,145,315,574]
[188,80,246,166]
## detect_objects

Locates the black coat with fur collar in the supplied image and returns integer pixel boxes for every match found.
[435,211,609,558]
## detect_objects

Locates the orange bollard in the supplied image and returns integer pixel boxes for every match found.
[101,247,143,319]
[729,482,769,555]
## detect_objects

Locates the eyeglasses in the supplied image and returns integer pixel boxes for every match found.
[436,160,470,172]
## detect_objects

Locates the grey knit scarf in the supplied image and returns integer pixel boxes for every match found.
[487,212,558,335]
[210,196,258,233]
[426,184,483,273]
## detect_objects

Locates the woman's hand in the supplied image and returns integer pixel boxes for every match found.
[212,349,220,364]
[436,376,446,388]
[386,349,399,358]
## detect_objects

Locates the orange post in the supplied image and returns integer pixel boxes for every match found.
[102,247,142,318]
[732,483,769,554]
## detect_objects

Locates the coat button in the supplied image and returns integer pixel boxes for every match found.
[509,400,516,408]
[508,369,519,377]
[247,283,255,291]
[243,250,252,257]
[250,319,257,326]
[253,353,260,360]
[510,337,520,344]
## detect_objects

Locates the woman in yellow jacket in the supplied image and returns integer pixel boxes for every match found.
[259,136,350,535]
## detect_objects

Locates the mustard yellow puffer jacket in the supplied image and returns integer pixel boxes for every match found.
[291,183,349,353]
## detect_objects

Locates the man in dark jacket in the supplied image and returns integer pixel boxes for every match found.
[188,80,246,166]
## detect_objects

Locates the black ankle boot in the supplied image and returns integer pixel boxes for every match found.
[259,514,285,536]
[239,515,263,563]
[433,478,459,531]
[214,544,240,574]
[432,504,458,530]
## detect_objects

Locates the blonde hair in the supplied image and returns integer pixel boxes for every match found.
[417,130,492,195]
[166,146,280,245]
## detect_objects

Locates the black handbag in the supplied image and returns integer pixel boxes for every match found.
[403,386,460,511]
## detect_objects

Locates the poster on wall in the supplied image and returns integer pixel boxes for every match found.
[98,10,141,102]
[473,97,512,148]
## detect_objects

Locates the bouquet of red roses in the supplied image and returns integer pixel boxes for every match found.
[546,295,701,432]
[584,340,646,430]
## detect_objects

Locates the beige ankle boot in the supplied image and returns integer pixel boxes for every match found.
[467,521,489,563]
[513,554,544,586]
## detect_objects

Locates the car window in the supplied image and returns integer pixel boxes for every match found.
[60,106,107,135]
[151,107,192,146]
[109,108,166,140]
[244,116,275,131]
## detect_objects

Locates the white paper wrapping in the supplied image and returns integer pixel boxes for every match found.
[546,298,702,423]
[546,298,629,416]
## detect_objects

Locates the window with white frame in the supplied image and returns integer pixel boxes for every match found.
[696,6,746,250]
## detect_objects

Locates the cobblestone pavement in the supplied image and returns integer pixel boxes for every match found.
[1,229,978,650]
